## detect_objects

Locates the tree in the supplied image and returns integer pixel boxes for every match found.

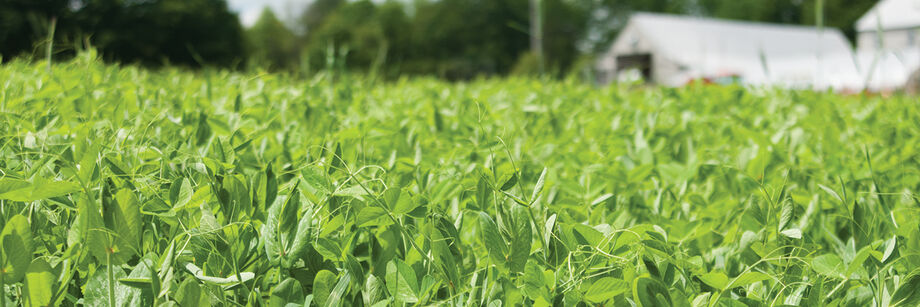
[0,0,247,67]
[409,0,530,78]
[801,0,877,41]
[304,0,385,70]
[300,0,344,38]
[698,0,802,24]
[374,1,413,76]
[696,0,877,42]
[0,0,70,60]
[76,0,245,67]
[542,0,589,72]
[247,8,300,70]
[581,0,694,53]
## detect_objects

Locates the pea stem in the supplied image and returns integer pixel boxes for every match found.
[108,249,115,307]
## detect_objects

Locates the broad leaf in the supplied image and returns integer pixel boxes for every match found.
[891,270,920,307]
[522,261,546,300]
[386,188,418,215]
[585,277,628,303]
[386,259,419,304]
[1,215,33,284]
[531,167,547,202]
[727,272,771,289]
[478,212,507,264]
[113,189,142,256]
[812,254,845,278]
[633,276,672,307]
[698,272,729,290]
[24,259,54,307]
[356,207,389,227]
[509,205,532,273]
[313,270,337,307]
[269,278,304,307]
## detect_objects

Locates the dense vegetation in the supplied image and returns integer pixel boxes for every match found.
[3,0,879,78]
[0,0,245,67]
[1,57,920,306]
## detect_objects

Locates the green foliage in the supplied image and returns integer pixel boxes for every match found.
[0,0,245,67]
[0,57,919,306]
[1,0,880,77]
[246,8,300,71]
[283,0,587,79]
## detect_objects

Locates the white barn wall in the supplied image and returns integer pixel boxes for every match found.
[597,13,861,90]
[858,28,920,52]
[853,0,920,90]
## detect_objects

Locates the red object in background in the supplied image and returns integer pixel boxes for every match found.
[685,73,741,86]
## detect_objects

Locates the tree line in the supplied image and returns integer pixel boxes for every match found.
[1,0,878,79]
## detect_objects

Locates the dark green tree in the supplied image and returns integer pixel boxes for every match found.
[542,0,590,72]
[698,0,803,23]
[247,8,300,70]
[75,0,245,67]
[801,0,877,41]
[300,0,344,39]
[0,0,70,60]
[409,0,530,79]
[581,0,695,53]
[304,0,385,70]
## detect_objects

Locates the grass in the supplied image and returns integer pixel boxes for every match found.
[0,54,919,306]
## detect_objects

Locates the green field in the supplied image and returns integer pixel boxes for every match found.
[1,56,919,306]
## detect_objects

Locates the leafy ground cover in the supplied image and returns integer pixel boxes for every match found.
[1,55,919,306]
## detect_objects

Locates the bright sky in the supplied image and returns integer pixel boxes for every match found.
[227,0,310,27]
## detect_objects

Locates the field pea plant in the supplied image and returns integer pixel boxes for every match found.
[1,55,919,307]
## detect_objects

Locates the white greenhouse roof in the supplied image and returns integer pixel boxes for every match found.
[855,0,920,32]
[624,13,853,67]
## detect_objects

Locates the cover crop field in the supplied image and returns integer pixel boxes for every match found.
[1,56,919,306]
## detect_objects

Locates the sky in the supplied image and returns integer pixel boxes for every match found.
[227,0,310,27]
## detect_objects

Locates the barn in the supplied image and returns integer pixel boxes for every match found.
[856,0,920,52]
[596,13,863,90]
[854,0,920,92]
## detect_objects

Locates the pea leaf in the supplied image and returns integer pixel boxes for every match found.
[478,212,507,264]
[780,228,802,239]
[500,173,518,191]
[509,205,532,273]
[286,211,314,265]
[356,206,389,227]
[891,270,920,307]
[0,179,80,202]
[531,167,547,202]
[1,215,33,284]
[0,179,31,201]
[175,278,203,307]
[698,272,729,290]
[727,272,771,289]
[386,188,418,215]
[327,272,352,307]
[174,178,193,209]
[812,254,845,278]
[83,264,128,307]
[778,200,793,232]
[23,258,54,307]
[522,261,546,300]
[386,259,419,304]
[269,278,304,307]
[263,163,278,207]
[113,189,142,256]
[633,275,672,307]
[585,277,629,303]
[476,177,491,208]
[313,270,337,307]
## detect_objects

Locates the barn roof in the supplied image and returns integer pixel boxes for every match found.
[855,0,920,32]
[621,13,853,66]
